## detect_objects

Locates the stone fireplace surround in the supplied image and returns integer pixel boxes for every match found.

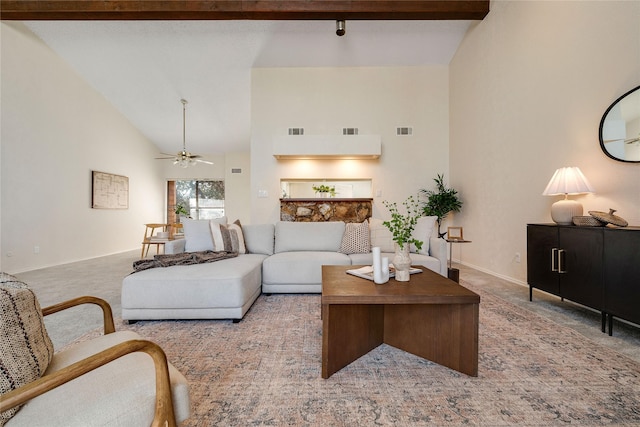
[280,198,372,223]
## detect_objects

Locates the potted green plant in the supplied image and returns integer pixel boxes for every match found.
[312,184,336,198]
[382,195,423,281]
[420,174,462,238]
[174,204,190,221]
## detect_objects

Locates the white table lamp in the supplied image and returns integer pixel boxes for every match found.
[542,167,595,225]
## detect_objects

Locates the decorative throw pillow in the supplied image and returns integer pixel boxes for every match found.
[368,218,395,253]
[339,220,371,254]
[209,222,245,253]
[182,218,214,252]
[182,217,227,252]
[1,273,54,425]
[227,220,247,254]
[410,216,437,254]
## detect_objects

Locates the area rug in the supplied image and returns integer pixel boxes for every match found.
[119,281,640,426]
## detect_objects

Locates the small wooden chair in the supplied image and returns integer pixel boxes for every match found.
[141,223,169,259]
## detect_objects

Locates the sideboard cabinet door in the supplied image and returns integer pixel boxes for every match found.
[527,225,559,296]
[604,228,640,325]
[558,227,603,310]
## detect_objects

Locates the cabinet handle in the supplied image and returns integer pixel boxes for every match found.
[551,248,558,272]
[558,249,566,273]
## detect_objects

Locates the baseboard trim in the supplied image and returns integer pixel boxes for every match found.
[457,260,528,288]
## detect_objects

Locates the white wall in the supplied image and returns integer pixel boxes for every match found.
[1,23,253,273]
[224,151,251,224]
[251,66,450,224]
[1,22,166,273]
[450,0,640,283]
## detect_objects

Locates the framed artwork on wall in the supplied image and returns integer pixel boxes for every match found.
[92,171,129,209]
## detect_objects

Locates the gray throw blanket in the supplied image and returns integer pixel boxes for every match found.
[132,250,238,273]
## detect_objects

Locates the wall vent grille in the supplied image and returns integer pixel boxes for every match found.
[397,127,413,136]
[288,128,304,135]
[231,168,242,174]
[343,128,359,135]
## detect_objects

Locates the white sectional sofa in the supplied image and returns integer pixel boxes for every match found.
[121,218,446,322]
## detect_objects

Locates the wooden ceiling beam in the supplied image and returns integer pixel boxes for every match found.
[0,1,490,21]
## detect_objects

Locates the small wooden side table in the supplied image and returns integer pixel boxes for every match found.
[445,238,472,283]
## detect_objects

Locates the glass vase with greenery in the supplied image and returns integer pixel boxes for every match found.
[420,174,462,238]
[382,196,423,251]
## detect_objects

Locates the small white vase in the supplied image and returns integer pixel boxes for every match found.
[393,243,412,282]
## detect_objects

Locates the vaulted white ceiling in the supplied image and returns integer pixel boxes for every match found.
[24,20,474,156]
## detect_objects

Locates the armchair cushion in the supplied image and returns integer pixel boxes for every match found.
[0,274,54,426]
[7,331,190,427]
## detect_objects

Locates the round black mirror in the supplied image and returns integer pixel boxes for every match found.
[599,85,640,163]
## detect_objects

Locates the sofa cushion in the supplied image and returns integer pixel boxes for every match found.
[368,218,395,252]
[263,251,351,285]
[123,255,266,311]
[411,216,437,254]
[274,221,345,253]
[182,217,227,252]
[0,273,54,425]
[242,224,275,256]
[338,220,371,254]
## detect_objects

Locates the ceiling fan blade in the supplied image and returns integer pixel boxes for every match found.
[155,156,176,160]
[194,158,213,165]
[625,137,639,144]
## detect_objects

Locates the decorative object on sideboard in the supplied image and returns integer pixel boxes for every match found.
[599,85,640,163]
[155,99,213,168]
[382,196,424,282]
[572,216,605,227]
[420,174,463,238]
[542,167,595,225]
[589,209,629,227]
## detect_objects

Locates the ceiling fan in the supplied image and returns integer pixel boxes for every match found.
[603,133,640,145]
[156,99,213,168]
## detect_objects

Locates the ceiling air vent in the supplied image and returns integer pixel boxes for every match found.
[343,128,359,135]
[397,127,413,136]
[288,128,304,135]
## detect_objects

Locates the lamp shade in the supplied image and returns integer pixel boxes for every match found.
[542,167,595,196]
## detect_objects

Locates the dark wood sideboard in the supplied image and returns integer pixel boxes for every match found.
[527,224,640,336]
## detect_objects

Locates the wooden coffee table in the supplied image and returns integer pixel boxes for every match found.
[321,265,480,379]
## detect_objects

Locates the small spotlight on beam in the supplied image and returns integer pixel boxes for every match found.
[336,20,346,36]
